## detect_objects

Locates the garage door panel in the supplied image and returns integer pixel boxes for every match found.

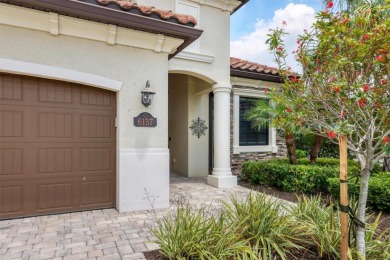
[81,180,112,207]
[0,149,22,175]
[38,148,73,174]
[0,73,116,219]
[37,182,73,211]
[0,185,23,214]
[38,80,73,104]
[81,87,113,107]
[0,74,22,100]
[0,110,23,137]
[81,114,112,138]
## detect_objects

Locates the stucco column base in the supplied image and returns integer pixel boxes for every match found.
[207,175,237,188]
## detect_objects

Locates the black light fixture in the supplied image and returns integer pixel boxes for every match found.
[141,80,155,107]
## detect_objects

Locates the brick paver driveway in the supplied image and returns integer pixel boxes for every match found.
[0,175,252,260]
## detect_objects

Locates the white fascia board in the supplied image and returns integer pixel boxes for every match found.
[188,0,241,12]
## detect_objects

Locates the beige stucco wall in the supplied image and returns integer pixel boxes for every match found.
[168,74,210,177]
[0,24,169,149]
[168,74,189,176]
[188,76,210,177]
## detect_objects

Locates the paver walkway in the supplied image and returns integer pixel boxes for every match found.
[0,174,266,260]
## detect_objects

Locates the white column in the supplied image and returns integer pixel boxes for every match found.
[207,83,237,188]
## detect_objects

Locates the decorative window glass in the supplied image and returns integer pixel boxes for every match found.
[239,97,269,146]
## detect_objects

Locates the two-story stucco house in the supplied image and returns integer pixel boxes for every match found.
[0,0,285,220]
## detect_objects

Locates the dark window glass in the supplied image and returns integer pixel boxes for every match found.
[239,97,269,146]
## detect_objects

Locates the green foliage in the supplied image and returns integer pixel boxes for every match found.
[348,213,390,260]
[241,159,360,194]
[328,172,390,211]
[289,196,341,259]
[152,193,389,259]
[224,193,306,260]
[151,204,253,260]
[295,149,307,159]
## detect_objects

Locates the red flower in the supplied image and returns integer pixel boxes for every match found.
[362,34,370,41]
[286,108,292,113]
[381,79,388,85]
[327,130,337,139]
[332,86,341,93]
[297,40,301,45]
[383,136,390,144]
[358,98,367,107]
[376,55,386,62]
[327,1,334,8]
[264,89,268,93]
[341,111,346,118]
[291,77,298,83]
[363,84,370,92]
[277,46,284,51]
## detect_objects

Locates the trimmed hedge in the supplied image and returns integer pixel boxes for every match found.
[328,172,390,211]
[242,159,360,194]
[242,159,389,211]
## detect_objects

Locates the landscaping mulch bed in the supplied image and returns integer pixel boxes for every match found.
[144,181,389,260]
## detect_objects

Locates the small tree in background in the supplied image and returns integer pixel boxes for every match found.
[266,1,389,258]
[246,98,299,164]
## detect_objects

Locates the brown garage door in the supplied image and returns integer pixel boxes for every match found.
[0,73,116,219]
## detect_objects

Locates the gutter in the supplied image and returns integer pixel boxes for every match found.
[230,69,283,83]
[0,0,203,59]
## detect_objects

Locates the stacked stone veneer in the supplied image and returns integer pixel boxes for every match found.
[230,85,287,175]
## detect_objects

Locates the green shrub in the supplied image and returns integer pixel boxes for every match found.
[224,193,306,260]
[328,172,390,211]
[241,159,359,194]
[152,204,253,259]
[289,196,340,259]
[296,149,307,159]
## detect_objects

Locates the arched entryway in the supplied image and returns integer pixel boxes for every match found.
[168,73,213,178]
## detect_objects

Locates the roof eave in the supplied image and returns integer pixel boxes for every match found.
[231,0,249,15]
[1,0,203,60]
[230,69,283,83]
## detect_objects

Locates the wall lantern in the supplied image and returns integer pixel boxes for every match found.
[141,80,155,107]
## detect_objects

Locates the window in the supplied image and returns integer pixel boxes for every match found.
[239,97,269,146]
[233,88,278,154]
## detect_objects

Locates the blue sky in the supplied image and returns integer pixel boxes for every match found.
[230,0,324,71]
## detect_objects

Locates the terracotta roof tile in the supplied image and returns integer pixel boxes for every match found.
[93,0,197,27]
[230,57,281,75]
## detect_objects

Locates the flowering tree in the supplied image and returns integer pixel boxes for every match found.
[266,1,389,258]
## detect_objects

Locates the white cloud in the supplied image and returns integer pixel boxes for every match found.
[230,3,316,72]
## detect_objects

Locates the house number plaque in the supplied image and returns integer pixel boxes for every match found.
[134,112,157,127]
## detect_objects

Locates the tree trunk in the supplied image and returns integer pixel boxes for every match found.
[310,135,325,163]
[356,168,370,258]
[383,156,390,172]
[285,132,297,165]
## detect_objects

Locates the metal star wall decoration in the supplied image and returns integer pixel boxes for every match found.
[189,117,208,138]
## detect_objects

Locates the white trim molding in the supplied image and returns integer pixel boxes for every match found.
[0,3,184,55]
[174,51,214,64]
[188,0,241,12]
[232,88,278,154]
[0,58,123,92]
